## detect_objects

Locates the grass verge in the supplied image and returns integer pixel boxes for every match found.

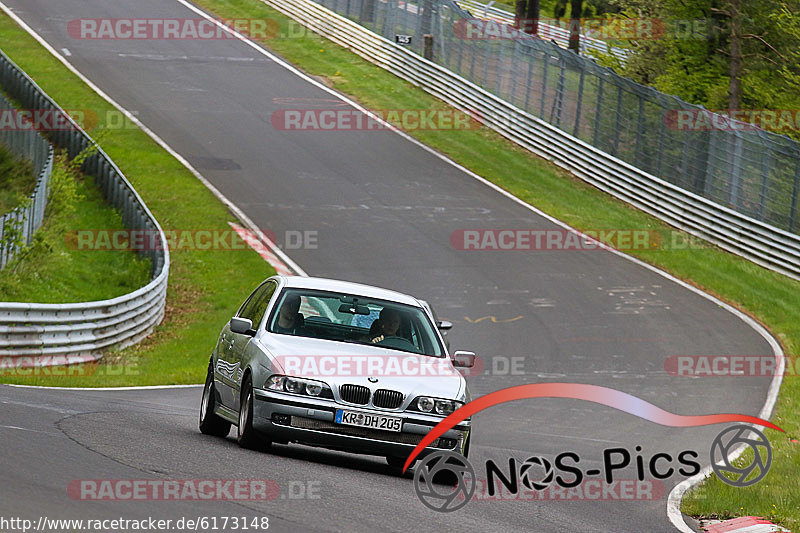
[217,0,800,526]
[0,150,151,302]
[0,14,275,386]
[0,142,34,213]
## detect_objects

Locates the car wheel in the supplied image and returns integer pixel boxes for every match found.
[237,376,269,450]
[199,364,231,437]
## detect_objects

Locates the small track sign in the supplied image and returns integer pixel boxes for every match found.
[395,35,412,45]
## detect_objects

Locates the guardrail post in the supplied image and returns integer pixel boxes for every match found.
[757,145,772,221]
[592,76,604,146]
[424,34,434,60]
[789,157,799,232]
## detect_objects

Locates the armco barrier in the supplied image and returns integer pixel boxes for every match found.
[266,0,800,280]
[454,0,630,61]
[0,91,53,269]
[0,49,169,366]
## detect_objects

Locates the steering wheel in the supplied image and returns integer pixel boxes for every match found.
[375,336,417,351]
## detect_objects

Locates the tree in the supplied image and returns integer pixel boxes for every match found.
[608,0,800,119]
[569,0,584,52]
[515,0,541,34]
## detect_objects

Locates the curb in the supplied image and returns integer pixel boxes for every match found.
[703,516,790,532]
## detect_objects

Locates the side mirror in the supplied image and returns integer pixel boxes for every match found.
[437,320,453,331]
[230,317,256,336]
[452,351,476,368]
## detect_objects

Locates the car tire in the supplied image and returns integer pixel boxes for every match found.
[199,364,231,437]
[237,376,269,451]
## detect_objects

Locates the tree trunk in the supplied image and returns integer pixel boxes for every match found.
[525,0,540,35]
[514,0,526,30]
[728,0,742,110]
[359,0,375,23]
[421,0,434,36]
[568,0,582,53]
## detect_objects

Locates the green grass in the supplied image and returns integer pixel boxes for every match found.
[0,142,34,213]
[0,0,798,526]
[0,14,275,386]
[207,0,800,527]
[0,152,152,302]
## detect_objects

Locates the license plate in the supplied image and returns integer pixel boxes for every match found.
[335,409,402,432]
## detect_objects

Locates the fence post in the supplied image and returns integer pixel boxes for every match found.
[592,76,604,146]
[789,156,799,232]
[424,34,434,60]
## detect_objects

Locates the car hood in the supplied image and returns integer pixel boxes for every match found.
[260,334,465,400]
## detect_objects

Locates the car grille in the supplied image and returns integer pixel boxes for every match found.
[340,384,370,405]
[290,416,445,447]
[373,389,404,409]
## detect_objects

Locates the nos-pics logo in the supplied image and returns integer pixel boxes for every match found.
[413,425,772,512]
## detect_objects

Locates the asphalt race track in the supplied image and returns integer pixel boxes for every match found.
[0,0,779,531]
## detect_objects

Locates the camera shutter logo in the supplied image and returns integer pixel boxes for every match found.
[710,424,772,488]
[519,456,554,491]
[413,451,475,512]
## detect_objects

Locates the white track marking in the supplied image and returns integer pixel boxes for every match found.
[0,1,306,279]
[4,383,203,391]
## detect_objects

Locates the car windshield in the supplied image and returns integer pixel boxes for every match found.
[266,288,444,357]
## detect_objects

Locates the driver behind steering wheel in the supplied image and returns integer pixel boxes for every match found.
[370,308,402,344]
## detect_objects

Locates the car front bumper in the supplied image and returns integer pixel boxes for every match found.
[252,388,470,460]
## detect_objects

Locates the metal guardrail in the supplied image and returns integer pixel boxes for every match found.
[0,49,170,366]
[0,91,53,269]
[266,0,800,280]
[454,0,630,61]
[307,0,800,237]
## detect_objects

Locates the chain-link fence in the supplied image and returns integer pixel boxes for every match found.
[0,90,53,269]
[312,0,800,234]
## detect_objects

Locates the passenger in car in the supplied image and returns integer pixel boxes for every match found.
[274,294,307,335]
[370,308,402,343]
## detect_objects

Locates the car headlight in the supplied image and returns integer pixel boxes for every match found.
[284,377,303,393]
[266,375,285,390]
[416,396,435,412]
[435,399,457,415]
[305,382,323,396]
[265,375,332,398]
[409,396,463,415]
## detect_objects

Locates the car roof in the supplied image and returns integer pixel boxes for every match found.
[277,276,422,307]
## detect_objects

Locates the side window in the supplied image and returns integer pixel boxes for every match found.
[238,281,276,326]
[251,281,276,329]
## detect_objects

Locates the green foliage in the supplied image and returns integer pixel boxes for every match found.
[0,142,34,213]
[606,0,800,138]
[0,149,151,301]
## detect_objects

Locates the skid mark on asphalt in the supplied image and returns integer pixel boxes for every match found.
[599,285,670,315]
[464,315,525,324]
